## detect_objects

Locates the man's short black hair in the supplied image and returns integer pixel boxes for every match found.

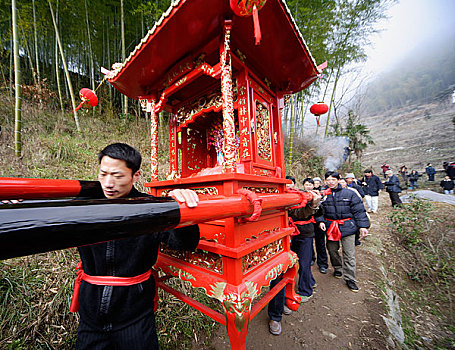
[325,171,340,179]
[302,177,314,185]
[98,143,142,174]
[286,175,295,184]
[364,169,373,173]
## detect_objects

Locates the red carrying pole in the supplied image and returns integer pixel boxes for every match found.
[0,177,101,199]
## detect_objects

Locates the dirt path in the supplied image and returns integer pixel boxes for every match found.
[210,193,395,350]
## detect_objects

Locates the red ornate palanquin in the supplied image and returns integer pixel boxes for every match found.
[107,1,321,348]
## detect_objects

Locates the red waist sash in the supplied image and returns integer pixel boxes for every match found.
[326,218,351,241]
[70,261,152,312]
[288,217,316,236]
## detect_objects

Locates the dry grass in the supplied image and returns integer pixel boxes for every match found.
[0,91,218,349]
[387,199,455,348]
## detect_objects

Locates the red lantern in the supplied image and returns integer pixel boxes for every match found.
[72,88,99,113]
[310,102,328,126]
[230,0,268,45]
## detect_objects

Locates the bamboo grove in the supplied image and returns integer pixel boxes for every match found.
[0,0,393,157]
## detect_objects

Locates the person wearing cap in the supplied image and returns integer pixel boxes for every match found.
[312,177,323,192]
[345,173,364,198]
[384,169,402,207]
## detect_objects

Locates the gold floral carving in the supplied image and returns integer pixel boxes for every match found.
[242,186,279,194]
[266,264,284,281]
[288,251,298,267]
[200,232,225,243]
[161,187,218,197]
[242,239,283,272]
[255,101,272,161]
[160,247,223,274]
[169,266,196,281]
[245,227,280,242]
[175,83,238,127]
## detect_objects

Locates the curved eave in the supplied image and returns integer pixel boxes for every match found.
[108,0,320,99]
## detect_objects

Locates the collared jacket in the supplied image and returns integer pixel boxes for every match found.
[384,174,402,193]
[425,166,436,176]
[77,186,200,331]
[440,179,454,190]
[289,192,323,239]
[360,174,383,196]
[348,181,365,197]
[316,185,369,238]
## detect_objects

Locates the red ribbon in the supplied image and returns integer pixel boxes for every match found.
[237,189,263,222]
[289,217,316,237]
[325,218,351,241]
[70,261,152,312]
[285,188,313,209]
[252,4,262,45]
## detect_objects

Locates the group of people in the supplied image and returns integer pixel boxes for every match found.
[399,162,455,194]
[268,171,371,335]
[11,141,454,348]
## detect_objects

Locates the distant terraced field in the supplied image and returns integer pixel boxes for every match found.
[360,100,455,173]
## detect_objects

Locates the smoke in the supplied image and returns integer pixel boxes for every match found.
[311,136,350,171]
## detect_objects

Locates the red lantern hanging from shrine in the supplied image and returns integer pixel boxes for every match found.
[230,0,268,45]
[72,88,99,113]
[310,102,328,127]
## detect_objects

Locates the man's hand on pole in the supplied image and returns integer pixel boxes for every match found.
[169,189,199,208]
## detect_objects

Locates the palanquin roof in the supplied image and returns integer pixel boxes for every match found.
[108,0,320,99]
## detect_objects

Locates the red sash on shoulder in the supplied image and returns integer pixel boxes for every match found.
[70,261,152,312]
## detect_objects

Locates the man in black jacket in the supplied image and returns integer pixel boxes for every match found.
[384,169,402,207]
[74,143,200,349]
[317,171,369,292]
[360,169,383,213]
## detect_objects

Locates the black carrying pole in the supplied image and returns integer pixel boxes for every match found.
[0,197,181,260]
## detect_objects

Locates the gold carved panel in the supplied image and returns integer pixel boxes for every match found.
[255,101,272,161]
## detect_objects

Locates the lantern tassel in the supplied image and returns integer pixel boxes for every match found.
[316,115,321,127]
[252,4,262,45]
[72,100,86,114]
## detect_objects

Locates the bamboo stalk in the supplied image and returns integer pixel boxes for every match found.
[48,0,81,132]
[12,0,22,157]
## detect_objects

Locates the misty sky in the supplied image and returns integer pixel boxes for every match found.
[363,0,455,76]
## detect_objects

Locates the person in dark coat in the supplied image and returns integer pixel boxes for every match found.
[407,170,421,190]
[380,163,390,179]
[360,169,383,213]
[74,143,200,349]
[384,170,402,207]
[399,165,408,187]
[316,171,369,292]
[268,177,321,335]
[440,175,454,194]
[425,163,436,181]
[311,176,329,273]
[447,162,455,180]
[345,173,365,198]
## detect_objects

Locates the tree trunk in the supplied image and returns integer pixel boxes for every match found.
[55,0,64,115]
[32,0,42,108]
[84,0,96,115]
[12,0,22,157]
[48,0,81,132]
[324,67,341,137]
[121,0,128,116]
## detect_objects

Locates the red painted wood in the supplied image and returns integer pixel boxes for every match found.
[0,178,82,199]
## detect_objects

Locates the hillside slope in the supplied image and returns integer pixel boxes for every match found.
[360,99,455,173]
